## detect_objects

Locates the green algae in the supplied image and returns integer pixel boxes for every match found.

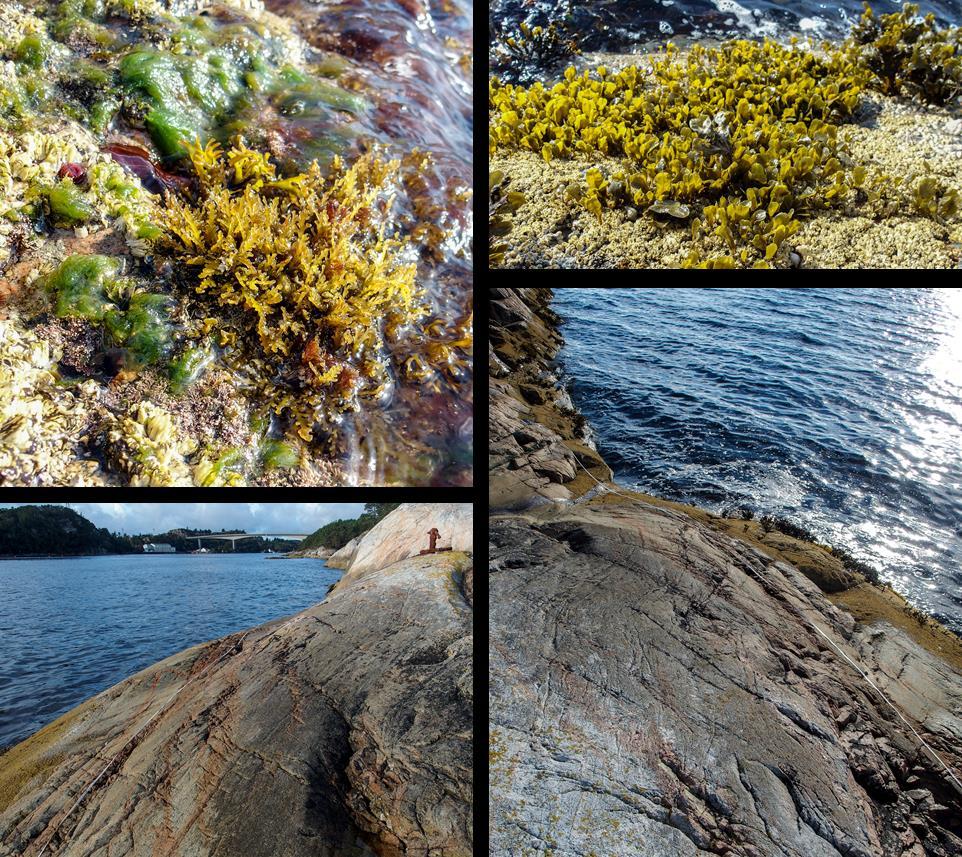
[46,179,95,225]
[3,0,364,166]
[105,292,174,365]
[15,34,48,69]
[50,0,114,43]
[168,342,212,395]
[118,17,365,158]
[193,446,246,486]
[260,438,300,470]
[47,254,122,321]
[46,255,173,367]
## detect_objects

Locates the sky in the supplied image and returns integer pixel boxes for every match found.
[0,504,365,536]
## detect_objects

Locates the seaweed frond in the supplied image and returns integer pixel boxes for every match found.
[158,141,428,441]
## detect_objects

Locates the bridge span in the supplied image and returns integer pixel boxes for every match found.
[191,533,309,550]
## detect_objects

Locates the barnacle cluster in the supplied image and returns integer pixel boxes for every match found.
[847,3,962,105]
[0,318,104,486]
[489,170,525,266]
[101,400,305,486]
[0,5,48,127]
[490,39,876,267]
[104,401,195,486]
[0,127,159,264]
[158,140,426,441]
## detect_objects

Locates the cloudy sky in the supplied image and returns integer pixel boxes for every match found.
[0,504,365,535]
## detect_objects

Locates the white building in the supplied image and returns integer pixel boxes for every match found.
[143,543,176,553]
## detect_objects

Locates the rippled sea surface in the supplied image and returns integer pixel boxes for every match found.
[0,554,338,747]
[491,0,961,49]
[490,0,962,80]
[555,288,962,632]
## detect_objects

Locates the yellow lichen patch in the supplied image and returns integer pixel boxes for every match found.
[0,702,85,812]
[158,141,428,442]
[0,317,104,486]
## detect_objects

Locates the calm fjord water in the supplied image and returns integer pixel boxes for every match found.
[0,554,338,748]
[555,288,962,632]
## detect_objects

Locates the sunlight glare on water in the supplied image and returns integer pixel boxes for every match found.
[555,288,962,632]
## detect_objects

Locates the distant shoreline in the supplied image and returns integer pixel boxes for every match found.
[0,552,298,561]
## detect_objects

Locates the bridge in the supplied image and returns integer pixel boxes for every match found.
[191,533,309,550]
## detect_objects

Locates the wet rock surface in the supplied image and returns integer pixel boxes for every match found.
[0,546,473,856]
[489,288,962,857]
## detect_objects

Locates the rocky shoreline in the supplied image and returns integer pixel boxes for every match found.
[0,504,473,856]
[489,288,962,856]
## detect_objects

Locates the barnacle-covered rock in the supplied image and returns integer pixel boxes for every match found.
[104,401,195,486]
[489,170,525,266]
[0,126,159,265]
[0,317,103,486]
[158,140,432,442]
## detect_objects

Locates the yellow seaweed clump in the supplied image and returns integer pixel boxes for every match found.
[492,22,581,84]
[159,140,425,442]
[847,3,962,105]
[490,39,875,266]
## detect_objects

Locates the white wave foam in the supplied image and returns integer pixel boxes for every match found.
[711,0,777,37]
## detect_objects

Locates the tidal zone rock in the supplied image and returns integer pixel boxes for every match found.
[489,288,962,857]
[0,548,473,856]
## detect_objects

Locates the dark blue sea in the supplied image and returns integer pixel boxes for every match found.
[490,0,962,81]
[0,554,338,748]
[555,288,962,632]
